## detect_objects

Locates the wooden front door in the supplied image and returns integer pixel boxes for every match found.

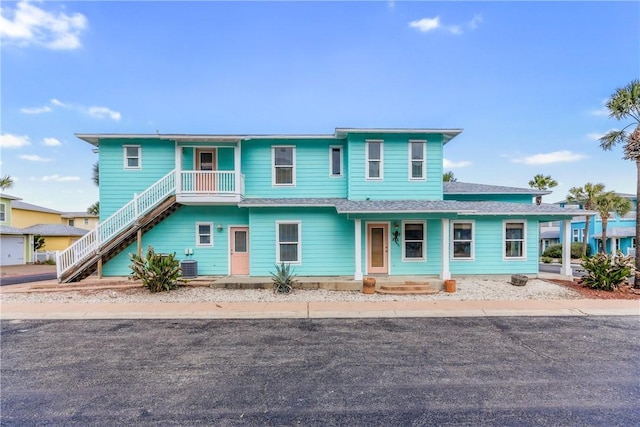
[230,227,249,275]
[196,149,216,191]
[367,223,388,274]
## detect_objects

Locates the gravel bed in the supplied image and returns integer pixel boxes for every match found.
[0,278,581,303]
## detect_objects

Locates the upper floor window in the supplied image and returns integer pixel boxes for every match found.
[0,203,5,222]
[504,221,526,259]
[452,221,474,259]
[366,140,383,180]
[403,221,426,261]
[273,146,295,186]
[84,218,89,225]
[330,146,343,177]
[124,145,141,169]
[276,221,301,264]
[68,219,75,226]
[196,222,213,247]
[572,228,581,242]
[409,140,426,180]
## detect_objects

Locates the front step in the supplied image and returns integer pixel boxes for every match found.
[377,281,441,295]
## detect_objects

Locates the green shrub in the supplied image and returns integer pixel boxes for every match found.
[542,244,562,258]
[129,246,183,292]
[542,243,591,259]
[580,253,633,291]
[541,256,553,264]
[270,262,297,294]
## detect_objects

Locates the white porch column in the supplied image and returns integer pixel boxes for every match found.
[354,219,363,280]
[440,218,451,280]
[175,143,181,194]
[560,219,573,278]
[235,140,242,195]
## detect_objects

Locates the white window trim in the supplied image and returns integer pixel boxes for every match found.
[503,220,527,261]
[329,145,343,178]
[124,145,141,170]
[451,220,475,260]
[276,220,301,264]
[408,140,426,181]
[272,146,296,186]
[0,202,5,222]
[365,140,384,180]
[402,220,426,261]
[196,222,213,247]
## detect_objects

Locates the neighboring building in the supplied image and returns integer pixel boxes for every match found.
[61,212,99,230]
[559,193,637,256]
[0,194,34,266]
[58,128,586,282]
[22,224,89,252]
[11,200,63,228]
[539,226,560,255]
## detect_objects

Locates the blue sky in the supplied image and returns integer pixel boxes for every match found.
[1,0,638,212]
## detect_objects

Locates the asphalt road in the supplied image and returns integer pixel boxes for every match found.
[0,273,57,286]
[1,317,638,426]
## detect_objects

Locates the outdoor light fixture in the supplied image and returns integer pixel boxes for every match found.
[217,224,223,232]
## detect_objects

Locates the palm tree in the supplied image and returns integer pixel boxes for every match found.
[598,79,640,287]
[0,174,14,191]
[567,183,606,256]
[87,201,99,216]
[528,174,558,205]
[443,171,457,182]
[92,162,99,186]
[593,192,632,254]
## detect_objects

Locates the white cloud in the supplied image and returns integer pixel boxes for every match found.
[41,174,80,182]
[19,154,52,162]
[444,158,472,168]
[511,150,588,165]
[50,98,71,108]
[88,106,122,121]
[409,15,482,35]
[20,105,52,114]
[589,108,609,117]
[43,137,62,146]
[0,133,31,148]
[0,0,88,50]
[409,17,441,33]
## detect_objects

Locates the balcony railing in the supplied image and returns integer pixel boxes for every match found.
[180,171,243,195]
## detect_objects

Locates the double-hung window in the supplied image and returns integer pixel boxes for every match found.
[366,140,383,180]
[504,221,526,259]
[273,146,295,185]
[0,203,5,222]
[409,140,426,180]
[330,146,343,177]
[196,222,213,247]
[124,145,141,169]
[452,221,474,259]
[403,221,426,260]
[276,221,301,263]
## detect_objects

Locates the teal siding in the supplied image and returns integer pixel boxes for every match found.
[218,147,235,171]
[383,219,442,275]
[103,205,249,276]
[445,194,534,203]
[248,207,354,276]
[99,138,175,219]
[450,218,540,275]
[347,133,443,201]
[242,139,347,198]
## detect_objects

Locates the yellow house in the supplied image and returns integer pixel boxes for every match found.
[61,212,99,230]
[11,200,63,228]
[22,224,88,252]
[0,194,34,266]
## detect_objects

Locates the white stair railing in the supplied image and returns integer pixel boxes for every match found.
[56,170,176,280]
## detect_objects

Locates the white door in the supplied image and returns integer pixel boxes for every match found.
[1,236,25,266]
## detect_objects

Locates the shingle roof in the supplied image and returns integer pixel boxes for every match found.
[444,182,549,196]
[592,227,635,238]
[540,228,560,239]
[238,198,589,216]
[0,193,22,201]
[21,224,88,237]
[12,201,61,214]
[0,225,26,235]
[61,212,98,218]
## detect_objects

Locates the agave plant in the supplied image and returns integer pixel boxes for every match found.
[270,262,298,294]
[129,246,183,292]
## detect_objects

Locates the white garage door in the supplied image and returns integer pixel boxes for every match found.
[1,236,25,266]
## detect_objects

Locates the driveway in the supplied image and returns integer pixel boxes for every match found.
[0,264,57,286]
[2,317,638,426]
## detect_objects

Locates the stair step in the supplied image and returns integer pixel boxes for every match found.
[377,282,440,295]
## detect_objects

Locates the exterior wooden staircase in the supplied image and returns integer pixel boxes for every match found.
[57,170,177,283]
[59,196,180,283]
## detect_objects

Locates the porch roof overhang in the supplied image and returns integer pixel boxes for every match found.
[238,198,592,217]
[592,227,636,238]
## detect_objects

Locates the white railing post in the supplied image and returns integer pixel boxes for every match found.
[134,193,139,218]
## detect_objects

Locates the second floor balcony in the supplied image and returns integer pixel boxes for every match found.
[177,170,244,204]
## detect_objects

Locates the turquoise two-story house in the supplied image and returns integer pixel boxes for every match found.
[57,128,584,282]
